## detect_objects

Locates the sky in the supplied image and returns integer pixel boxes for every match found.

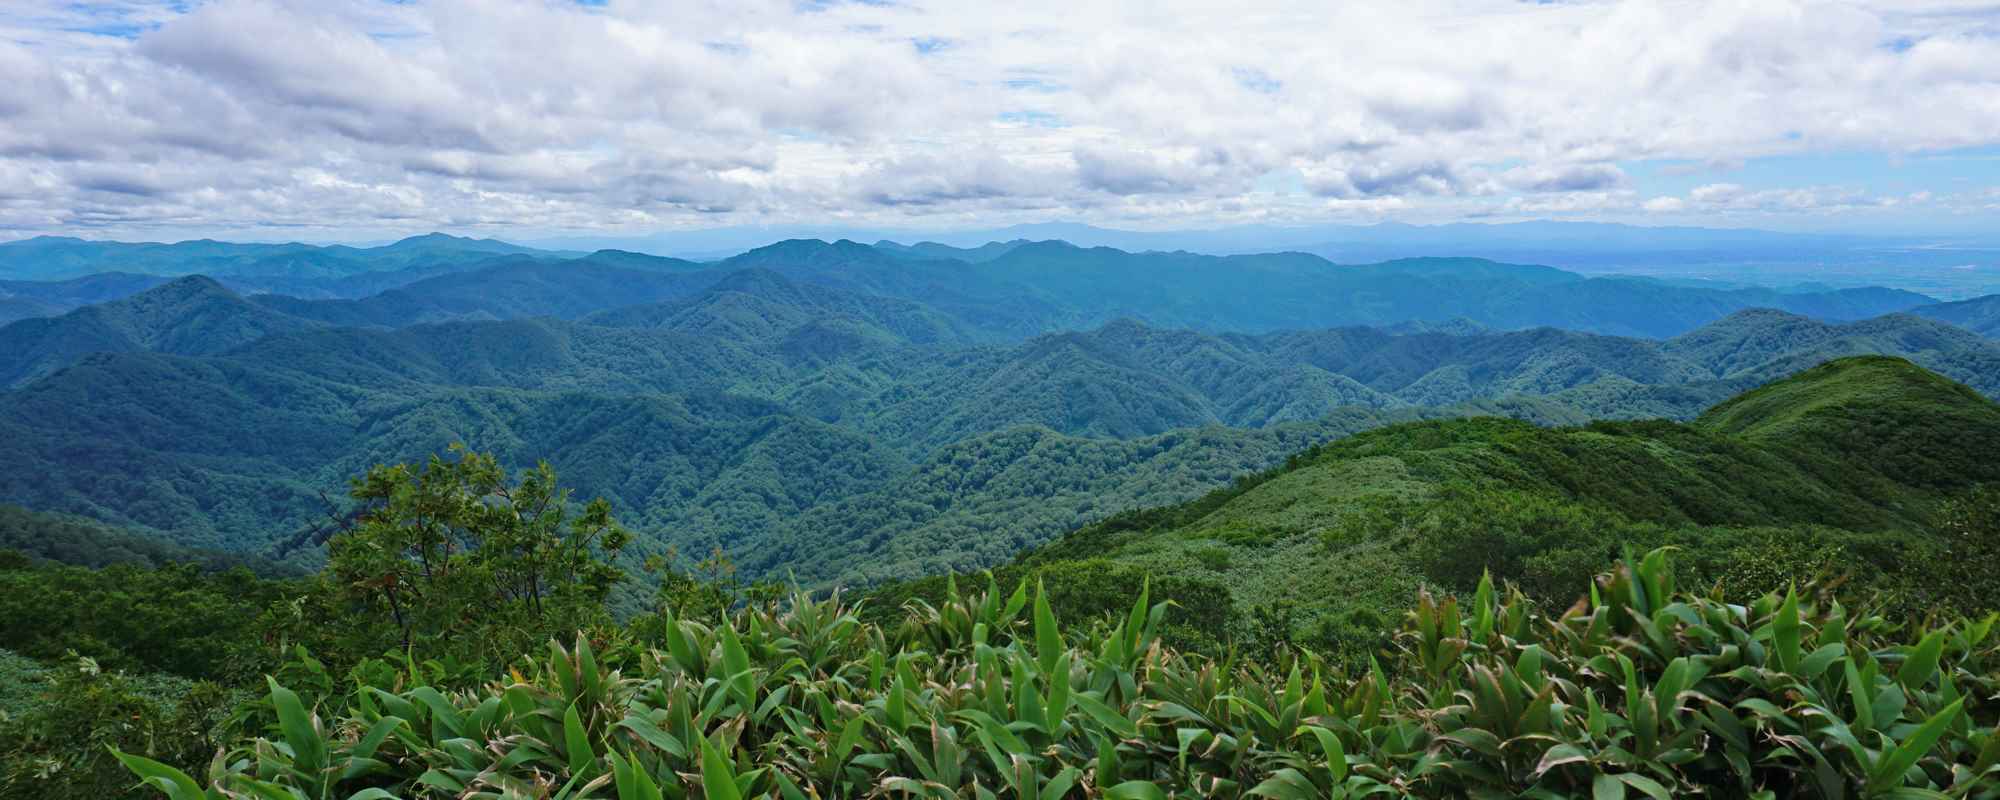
[2,0,2000,243]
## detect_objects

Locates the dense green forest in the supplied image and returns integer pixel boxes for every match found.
[2,357,1997,798]
[5,233,2000,797]
[921,358,2000,661]
[2,234,1947,337]
[2,257,1997,592]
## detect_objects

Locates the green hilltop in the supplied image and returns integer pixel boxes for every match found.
[932,356,2000,657]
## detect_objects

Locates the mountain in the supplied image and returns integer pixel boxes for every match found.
[719,239,1933,338]
[1665,308,2000,395]
[2,236,1942,337]
[0,276,319,387]
[250,256,724,326]
[1002,357,2000,648]
[739,411,1444,586]
[0,233,563,281]
[0,237,1991,594]
[586,268,979,349]
[0,273,173,324]
[0,505,287,573]
[1911,292,2000,337]
[874,239,1031,263]
[0,265,1989,574]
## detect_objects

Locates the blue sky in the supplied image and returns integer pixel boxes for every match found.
[1,0,1999,242]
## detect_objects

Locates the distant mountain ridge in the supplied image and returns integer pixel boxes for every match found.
[0,257,1994,587]
[0,233,563,281]
[1912,293,2000,337]
[1,235,1944,338]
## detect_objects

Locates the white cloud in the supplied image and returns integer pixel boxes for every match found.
[0,0,1997,239]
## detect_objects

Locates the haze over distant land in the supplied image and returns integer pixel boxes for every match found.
[3,2,1999,245]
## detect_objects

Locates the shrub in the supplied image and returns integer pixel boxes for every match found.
[120,550,2000,798]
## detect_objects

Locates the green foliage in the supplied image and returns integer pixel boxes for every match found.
[1,654,238,800]
[120,550,2000,798]
[1913,292,2000,338]
[324,446,630,666]
[1937,484,2000,615]
[0,556,289,681]
[0,257,1992,596]
[1030,358,2000,657]
[0,504,287,572]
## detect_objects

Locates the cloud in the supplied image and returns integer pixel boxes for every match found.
[1500,163,1627,193]
[0,0,1997,239]
[1655,182,1902,214]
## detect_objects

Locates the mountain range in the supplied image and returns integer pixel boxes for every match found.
[3,235,1955,338]
[3,243,1999,593]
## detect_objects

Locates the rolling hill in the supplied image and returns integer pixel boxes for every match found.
[0,272,172,324]
[0,232,560,281]
[0,276,319,388]
[0,261,1993,589]
[994,357,2000,653]
[2,235,1939,339]
[1911,292,2000,337]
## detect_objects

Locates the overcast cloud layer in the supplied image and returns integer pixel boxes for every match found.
[3,0,2000,241]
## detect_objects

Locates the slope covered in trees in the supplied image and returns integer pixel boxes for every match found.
[1003,358,2000,656]
[0,232,558,281]
[1913,291,2000,338]
[0,260,1993,590]
[4,362,1997,799]
[0,275,320,387]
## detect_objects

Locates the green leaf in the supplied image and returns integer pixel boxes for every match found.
[564,701,595,777]
[1035,579,1063,675]
[1072,692,1139,739]
[1617,773,1674,800]
[1104,780,1169,800]
[699,735,744,800]
[1773,588,1802,673]
[1248,768,1319,800]
[1593,774,1626,800]
[1897,629,1946,690]
[1039,766,1081,800]
[267,676,328,777]
[616,714,688,759]
[1300,725,1348,782]
[1868,698,1964,792]
[112,750,206,800]
[1535,744,1591,777]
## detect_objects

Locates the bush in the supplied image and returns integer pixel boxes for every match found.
[118,550,2000,799]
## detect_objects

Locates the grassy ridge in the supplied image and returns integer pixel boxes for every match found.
[992,357,2000,657]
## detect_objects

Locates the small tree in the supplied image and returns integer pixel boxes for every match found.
[325,446,628,665]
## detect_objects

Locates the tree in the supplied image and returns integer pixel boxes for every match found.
[325,445,629,665]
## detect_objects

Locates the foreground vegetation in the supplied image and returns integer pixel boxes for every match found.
[997,357,2000,661]
[110,550,2000,798]
[3,358,1997,797]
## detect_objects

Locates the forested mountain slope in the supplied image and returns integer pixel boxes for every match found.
[0,264,1992,584]
[249,256,722,326]
[0,272,171,324]
[1911,291,2000,337]
[0,276,319,387]
[721,239,1933,337]
[1,235,1937,338]
[1007,357,2000,651]
[0,232,557,281]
